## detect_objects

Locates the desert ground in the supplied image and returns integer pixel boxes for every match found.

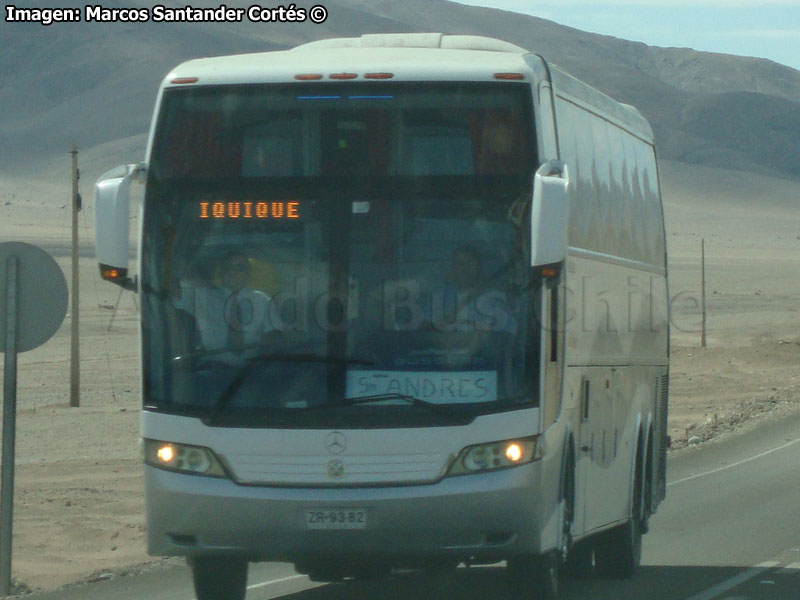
[0,159,799,593]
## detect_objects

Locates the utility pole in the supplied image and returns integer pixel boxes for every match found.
[70,143,80,407]
[701,238,707,348]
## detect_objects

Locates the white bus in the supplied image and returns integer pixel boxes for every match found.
[95,33,668,600]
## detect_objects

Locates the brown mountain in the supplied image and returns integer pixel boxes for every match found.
[2,0,799,181]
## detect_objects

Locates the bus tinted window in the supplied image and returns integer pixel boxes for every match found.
[150,83,534,180]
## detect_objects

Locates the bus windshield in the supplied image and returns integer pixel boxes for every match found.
[141,82,540,426]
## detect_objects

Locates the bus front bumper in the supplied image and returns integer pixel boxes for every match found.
[144,461,557,563]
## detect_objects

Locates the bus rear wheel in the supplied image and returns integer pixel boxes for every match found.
[190,555,248,600]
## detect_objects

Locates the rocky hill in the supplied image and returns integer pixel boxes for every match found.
[2,0,799,182]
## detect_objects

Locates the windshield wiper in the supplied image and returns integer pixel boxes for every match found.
[343,393,453,414]
[344,394,531,413]
[204,352,374,423]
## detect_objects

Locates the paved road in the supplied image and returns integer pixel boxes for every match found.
[25,410,800,599]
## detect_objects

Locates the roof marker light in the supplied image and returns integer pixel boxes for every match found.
[494,73,525,80]
[329,73,358,80]
[171,77,198,85]
[363,73,394,79]
[295,74,324,80]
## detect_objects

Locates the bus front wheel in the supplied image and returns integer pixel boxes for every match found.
[594,443,644,578]
[507,551,559,600]
[190,555,248,600]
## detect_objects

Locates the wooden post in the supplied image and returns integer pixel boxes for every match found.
[701,238,707,348]
[70,143,80,407]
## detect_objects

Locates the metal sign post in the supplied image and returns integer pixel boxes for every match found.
[0,243,68,596]
[0,256,19,595]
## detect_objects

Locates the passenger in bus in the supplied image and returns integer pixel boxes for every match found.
[174,250,275,363]
[428,245,516,335]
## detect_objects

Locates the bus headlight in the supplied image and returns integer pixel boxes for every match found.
[446,437,542,476]
[143,439,228,478]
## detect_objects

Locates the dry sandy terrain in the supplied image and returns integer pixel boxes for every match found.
[0,160,799,593]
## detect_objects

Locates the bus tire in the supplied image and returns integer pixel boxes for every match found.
[557,448,576,575]
[594,442,644,578]
[562,452,593,580]
[564,540,593,579]
[508,552,559,600]
[350,564,391,581]
[190,555,248,600]
[594,515,641,578]
[306,568,344,583]
[423,559,459,576]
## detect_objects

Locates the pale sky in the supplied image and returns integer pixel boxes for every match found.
[453,1,800,72]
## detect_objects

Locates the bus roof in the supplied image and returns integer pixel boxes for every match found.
[547,63,654,140]
[161,32,653,141]
[293,33,527,53]
[163,34,534,87]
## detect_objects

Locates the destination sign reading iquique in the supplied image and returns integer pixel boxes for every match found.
[199,201,300,220]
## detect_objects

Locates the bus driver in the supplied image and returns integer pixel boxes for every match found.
[174,250,274,363]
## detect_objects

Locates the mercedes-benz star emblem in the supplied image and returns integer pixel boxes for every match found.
[325,431,347,455]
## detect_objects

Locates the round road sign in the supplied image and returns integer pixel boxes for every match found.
[0,242,68,353]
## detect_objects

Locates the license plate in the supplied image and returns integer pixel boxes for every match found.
[305,508,368,529]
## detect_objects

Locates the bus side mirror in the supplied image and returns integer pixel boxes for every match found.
[531,159,569,268]
[95,163,145,291]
